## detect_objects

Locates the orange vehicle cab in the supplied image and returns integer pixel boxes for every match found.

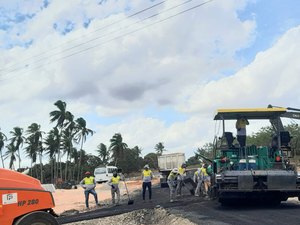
[0,168,58,225]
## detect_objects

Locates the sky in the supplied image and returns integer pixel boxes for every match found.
[0,0,300,168]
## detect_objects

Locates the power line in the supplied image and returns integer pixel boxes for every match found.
[0,0,168,73]
[1,0,193,76]
[0,0,214,80]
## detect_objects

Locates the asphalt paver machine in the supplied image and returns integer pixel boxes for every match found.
[211,106,300,204]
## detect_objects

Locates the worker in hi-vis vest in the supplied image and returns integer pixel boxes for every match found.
[108,171,123,206]
[80,171,100,209]
[142,164,153,202]
[167,168,179,202]
[236,117,249,148]
[193,165,204,197]
[176,162,187,196]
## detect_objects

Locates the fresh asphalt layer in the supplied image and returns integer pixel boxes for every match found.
[57,186,300,225]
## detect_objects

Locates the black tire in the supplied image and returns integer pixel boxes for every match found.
[14,211,58,225]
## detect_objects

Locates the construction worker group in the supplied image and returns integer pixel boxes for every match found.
[80,161,211,208]
[167,162,212,202]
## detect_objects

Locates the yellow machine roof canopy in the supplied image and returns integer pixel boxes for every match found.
[214,107,287,120]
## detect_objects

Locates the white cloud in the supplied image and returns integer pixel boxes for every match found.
[3,0,300,168]
[86,114,215,159]
[181,25,300,113]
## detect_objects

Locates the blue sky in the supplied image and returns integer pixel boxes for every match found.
[236,0,300,65]
[0,0,300,168]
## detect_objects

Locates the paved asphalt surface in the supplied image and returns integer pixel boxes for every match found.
[58,186,300,225]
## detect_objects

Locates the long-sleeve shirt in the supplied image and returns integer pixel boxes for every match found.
[236,118,249,136]
[142,169,153,182]
[167,172,178,186]
[80,176,96,191]
[108,175,123,189]
[193,168,202,183]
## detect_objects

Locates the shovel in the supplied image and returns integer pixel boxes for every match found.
[123,175,134,205]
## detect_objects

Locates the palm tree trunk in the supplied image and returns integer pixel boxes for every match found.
[65,153,69,181]
[54,153,58,184]
[0,153,5,168]
[17,149,21,169]
[30,160,33,176]
[58,127,63,179]
[77,140,84,182]
[39,152,43,183]
[51,158,54,184]
[56,152,59,182]
[57,150,61,179]
[35,165,38,178]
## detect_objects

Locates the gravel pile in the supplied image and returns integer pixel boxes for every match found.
[67,208,196,225]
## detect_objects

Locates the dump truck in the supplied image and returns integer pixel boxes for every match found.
[0,168,58,225]
[211,106,300,204]
[158,153,185,188]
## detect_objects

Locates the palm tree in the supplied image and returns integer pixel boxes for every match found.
[4,143,17,170]
[62,115,76,181]
[74,117,94,182]
[70,147,79,180]
[50,100,68,127]
[49,100,71,179]
[109,133,128,165]
[25,123,44,181]
[10,127,25,169]
[44,127,60,183]
[132,146,142,159]
[24,137,37,176]
[0,129,7,168]
[155,142,166,156]
[96,143,110,165]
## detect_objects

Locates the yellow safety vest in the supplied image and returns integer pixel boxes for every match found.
[111,176,121,184]
[143,170,152,176]
[236,118,249,129]
[201,168,208,176]
[168,172,177,180]
[84,176,95,185]
[178,166,186,175]
[143,170,152,182]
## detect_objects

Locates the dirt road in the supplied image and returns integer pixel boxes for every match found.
[58,186,300,225]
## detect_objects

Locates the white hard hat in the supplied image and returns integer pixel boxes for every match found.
[171,168,178,173]
[144,164,149,169]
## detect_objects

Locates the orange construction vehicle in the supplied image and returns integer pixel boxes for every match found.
[0,168,58,225]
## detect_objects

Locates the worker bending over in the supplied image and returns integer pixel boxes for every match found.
[108,171,123,206]
[142,164,153,202]
[194,165,203,197]
[176,162,187,196]
[80,171,100,209]
[167,168,179,202]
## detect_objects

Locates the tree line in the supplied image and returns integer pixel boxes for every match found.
[5,100,298,184]
[0,101,167,185]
